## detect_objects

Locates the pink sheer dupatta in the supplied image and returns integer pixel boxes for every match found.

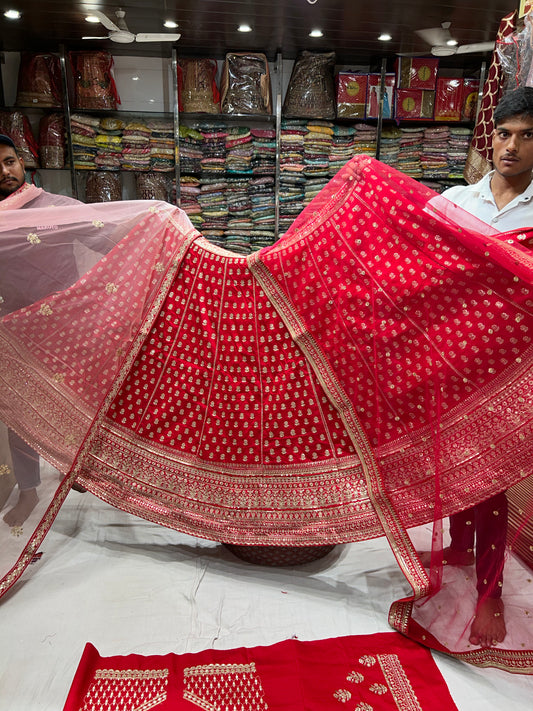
[1,156,533,670]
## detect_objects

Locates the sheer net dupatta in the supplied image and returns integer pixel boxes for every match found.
[0,199,198,596]
[250,155,533,671]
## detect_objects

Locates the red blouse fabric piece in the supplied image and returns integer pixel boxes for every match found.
[63,633,459,711]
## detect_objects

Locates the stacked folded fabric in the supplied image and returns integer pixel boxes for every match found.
[251,128,276,175]
[199,123,228,177]
[147,119,175,172]
[121,120,151,171]
[420,126,451,181]
[397,127,424,179]
[226,126,253,174]
[250,174,275,247]
[179,125,203,175]
[198,178,228,245]
[303,121,333,179]
[328,125,356,176]
[94,116,123,171]
[447,126,473,181]
[353,123,377,158]
[70,113,99,170]
[179,176,203,228]
[378,126,402,169]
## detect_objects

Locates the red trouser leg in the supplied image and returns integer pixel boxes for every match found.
[449,492,508,599]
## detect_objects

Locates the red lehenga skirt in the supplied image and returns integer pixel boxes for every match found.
[1,157,533,671]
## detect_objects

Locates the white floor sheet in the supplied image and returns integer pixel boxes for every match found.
[1,487,533,711]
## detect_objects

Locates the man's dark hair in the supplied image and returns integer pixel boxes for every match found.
[494,87,533,126]
[0,133,18,153]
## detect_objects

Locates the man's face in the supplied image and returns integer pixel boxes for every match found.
[0,145,25,199]
[492,115,533,179]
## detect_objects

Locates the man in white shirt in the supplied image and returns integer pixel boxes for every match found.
[428,87,533,649]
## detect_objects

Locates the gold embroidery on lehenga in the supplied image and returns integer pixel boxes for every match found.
[92,219,104,228]
[79,667,169,711]
[333,688,352,702]
[369,683,388,695]
[183,662,269,710]
[377,653,423,711]
[39,304,53,316]
[346,670,364,683]
[0,464,10,476]
[354,703,373,711]
[26,232,41,244]
[105,282,119,294]
[358,655,376,667]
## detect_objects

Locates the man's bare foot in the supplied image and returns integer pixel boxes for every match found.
[419,546,475,568]
[3,488,39,527]
[469,598,506,648]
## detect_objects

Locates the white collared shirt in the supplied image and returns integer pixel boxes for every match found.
[441,171,533,231]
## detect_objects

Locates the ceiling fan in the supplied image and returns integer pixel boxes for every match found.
[82,9,181,44]
[413,21,494,57]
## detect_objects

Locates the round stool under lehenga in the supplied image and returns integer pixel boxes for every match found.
[223,543,337,567]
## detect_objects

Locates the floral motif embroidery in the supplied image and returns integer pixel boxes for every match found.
[26,232,41,244]
[0,464,10,477]
[52,373,65,383]
[11,526,23,537]
[154,262,165,273]
[64,434,76,447]
[347,671,364,683]
[183,662,268,710]
[358,655,376,667]
[105,282,119,294]
[149,206,160,213]
[355,704,373,711]
[80,668,168,710]
[369,683,388,695]
[333,688,351,702]
[39,304,53,316]
[92,220,104,228]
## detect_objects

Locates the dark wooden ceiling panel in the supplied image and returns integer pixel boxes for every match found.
[0,1,520,63]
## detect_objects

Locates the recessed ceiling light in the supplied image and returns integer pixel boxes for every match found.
[132,75,140,81]
[238,23,252,33]
[4,9,21,20]
[446,39,458,46]
[164,20,178,29]
[309,29,323,38]
[378,33,392,41]
[85,15,100,23]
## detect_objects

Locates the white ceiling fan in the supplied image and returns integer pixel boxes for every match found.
[83,9,181,44]
[414,21,494,57]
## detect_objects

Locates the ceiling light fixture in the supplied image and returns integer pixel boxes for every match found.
[164,20,178,29]
[4,9,21,20]
[238,23,252,32]
[446,38,458,46]
[378,33,392,41]
[85,15,100,23]
[309,29,323,38]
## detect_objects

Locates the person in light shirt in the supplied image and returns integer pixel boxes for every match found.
[423,87,533,649]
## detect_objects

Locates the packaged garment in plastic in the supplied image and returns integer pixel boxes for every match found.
[283,51,336,119]
[0,110,39,169]
[70,51,120,111]
[178,58,220,113]
[38,113,65,169]
[15,52,63,108]
[135,172,169,201]
[85,171,122,202]
[220,53,272,115]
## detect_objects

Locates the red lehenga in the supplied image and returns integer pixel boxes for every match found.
[1,156,533,672]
